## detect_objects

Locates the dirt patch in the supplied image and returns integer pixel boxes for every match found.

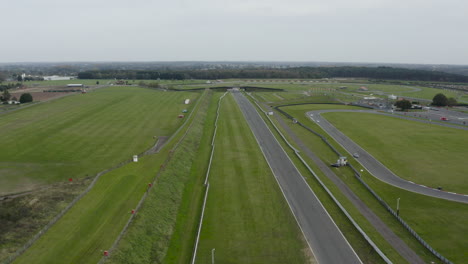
[10,91,74,102]
[0,177,92,262]
[143,136,169,155]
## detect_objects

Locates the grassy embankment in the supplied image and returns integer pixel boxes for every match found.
[0,86,198,195]
[280,103,467,263]
[195,93,312,264]
[105,90,213,264]
[162,92,220,263]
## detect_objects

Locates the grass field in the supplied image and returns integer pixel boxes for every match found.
[195,94,311,264]
[12,89,206,264]
[0,86,199,195]
[13,152,168,264]
[237,82,467,103]
[322,112,468,193]
[280,104,467,263]
[253,91,309,102]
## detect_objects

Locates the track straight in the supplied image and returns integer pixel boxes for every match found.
[233,92,362,264]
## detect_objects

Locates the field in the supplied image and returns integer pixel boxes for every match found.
[323,112,468,193]
[13,154,167,264]
[236,82,467,103]
[0,86,198,195]
[10,88,204,264]
[194,94,311,264]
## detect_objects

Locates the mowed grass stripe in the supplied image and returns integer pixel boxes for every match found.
[195,94,310,264]
[0,86,197,194]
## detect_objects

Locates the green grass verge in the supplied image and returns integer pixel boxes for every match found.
[105,90,212,264]
[195,94,311,264]
[0,86,199,195]
[162,92,220,264]
[323,112,468,193]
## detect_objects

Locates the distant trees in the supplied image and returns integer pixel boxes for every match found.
[432,93,448,106]
[447,97,458,106]
[1,89,11,102]
[394,99,412,111]
[19,93,33,103]
[77,66,468,82]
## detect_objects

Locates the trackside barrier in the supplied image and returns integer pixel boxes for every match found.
[191,92,228,264]
[97,90,208,263]
[273,103,453,264]
[245,95,391,263]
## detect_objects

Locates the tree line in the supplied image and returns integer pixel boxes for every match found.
[77,66,468,82]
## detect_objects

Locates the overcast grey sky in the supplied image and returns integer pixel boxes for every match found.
[2,0,467,64]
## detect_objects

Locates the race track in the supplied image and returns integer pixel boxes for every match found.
[307,109,468,204]
[233,92,362,264]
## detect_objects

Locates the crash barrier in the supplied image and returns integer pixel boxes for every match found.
[191,91,228,264]
[97,90,207,263]
[242,96,391,263]
[273,103,453,264]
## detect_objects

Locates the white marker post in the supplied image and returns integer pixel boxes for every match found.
[211,248,215,264]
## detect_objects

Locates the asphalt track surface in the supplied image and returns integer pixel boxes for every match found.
[233,92,362,264]
[307,109,468,204]
[273,110,424,264]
